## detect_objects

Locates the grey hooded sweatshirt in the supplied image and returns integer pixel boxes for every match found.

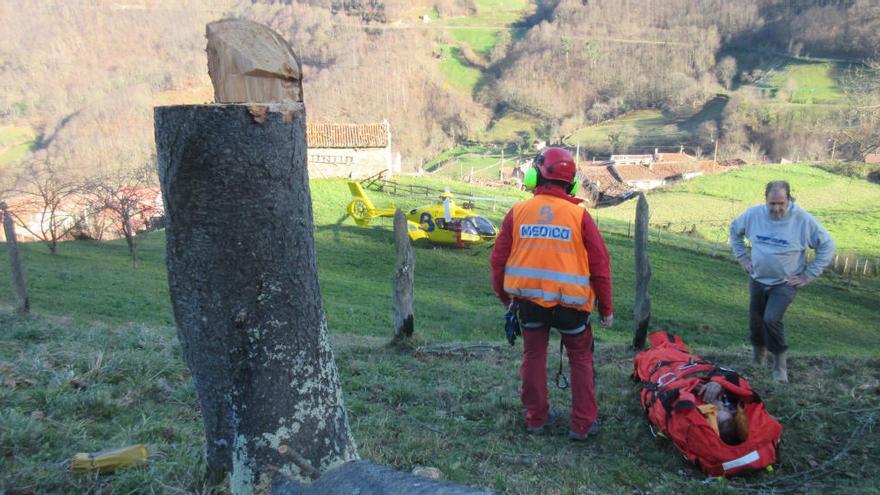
[729,201,835,286]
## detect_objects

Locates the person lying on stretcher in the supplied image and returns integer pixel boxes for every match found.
[695,381,748,445]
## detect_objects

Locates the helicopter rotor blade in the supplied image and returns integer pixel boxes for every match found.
[455,195,519,204]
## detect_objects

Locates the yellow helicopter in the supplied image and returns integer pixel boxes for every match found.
[346,181,503,247]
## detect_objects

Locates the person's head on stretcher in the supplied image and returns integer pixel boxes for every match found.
[696,381,739,444]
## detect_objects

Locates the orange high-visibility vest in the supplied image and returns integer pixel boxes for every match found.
[503,195,595,312]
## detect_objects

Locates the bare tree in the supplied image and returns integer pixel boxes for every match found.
[836,61,880,160]
[715,56,737,90]
[7,155,84,255]
[85,163,158,268]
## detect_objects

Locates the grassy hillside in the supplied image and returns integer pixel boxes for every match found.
[2,177,879,493]
[0,126,35,168]
[564,55,851,156]
[439,45,485,94]
[1,175,877,348]
[761,61,847,105]
[597,163,880,258]
[565,96,729,155]
[3,313,878,493]
[436,0,532,95]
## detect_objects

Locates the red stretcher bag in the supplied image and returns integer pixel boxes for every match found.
[633,331,782,477]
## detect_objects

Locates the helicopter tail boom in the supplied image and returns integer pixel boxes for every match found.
[347,181,397,226]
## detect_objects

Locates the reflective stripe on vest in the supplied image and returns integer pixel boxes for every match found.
[504,266,591,288]
[503,287,590,306]
[503,195,595,311]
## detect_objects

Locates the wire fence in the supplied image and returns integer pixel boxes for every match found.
[595,217,880,279]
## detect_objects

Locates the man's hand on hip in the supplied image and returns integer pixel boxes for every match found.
[785,274,813,288]
[600,313,614,328]
[738,257,753,274]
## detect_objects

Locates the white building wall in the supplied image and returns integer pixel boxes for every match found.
[307,147,390,178]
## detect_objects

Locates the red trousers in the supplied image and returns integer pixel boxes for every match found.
[521,326,597,435]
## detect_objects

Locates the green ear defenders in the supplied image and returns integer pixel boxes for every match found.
[523,166,580,196]
[523,166,539,189]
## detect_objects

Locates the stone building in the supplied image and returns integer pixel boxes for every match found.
[306,121,392,178]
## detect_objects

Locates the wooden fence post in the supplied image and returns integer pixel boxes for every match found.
[392,208,414,339]
[633,193,652,349]
[1,203,29,315]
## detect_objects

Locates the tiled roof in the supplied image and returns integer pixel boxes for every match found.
[864,153,880,164]
[307,122,389,149]
[649,162,701,178]
[656,152,695,162]
[613,164,662,182]
[578,164,632,196]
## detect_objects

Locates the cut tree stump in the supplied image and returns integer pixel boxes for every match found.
[156,102,357,492]
[157,18,499,495]
[207,19,303,104]
[156,19,351,492]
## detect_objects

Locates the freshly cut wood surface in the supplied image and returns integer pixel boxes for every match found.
[206,19,302,103]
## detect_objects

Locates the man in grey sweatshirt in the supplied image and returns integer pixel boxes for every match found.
[729,180,835,383]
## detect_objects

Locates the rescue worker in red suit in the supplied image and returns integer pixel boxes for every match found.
[491,147,614,441]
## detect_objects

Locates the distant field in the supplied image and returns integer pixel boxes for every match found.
[478,111,540,144]
[595,163,880,258]
[423,143,526,179]
[764,61,846,104]
[437,0,531,93]
[439,46,484,93]
[0,126,35,168]
[564,56,850,156]
[566,110,681,153]
[565,96,728,155]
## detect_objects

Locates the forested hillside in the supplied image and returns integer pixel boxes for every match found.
[0,0,877,184]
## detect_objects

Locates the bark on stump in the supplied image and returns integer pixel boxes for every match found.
[1,203,29,315]
[633,192,652,349]
[155,103,357,492]
[392,208,414,338]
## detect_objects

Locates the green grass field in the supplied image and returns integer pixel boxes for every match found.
[596,163,880,259]
[563,55,850,156]
[479,111,540,144]
[765,61,846,105]
[437,0,531,94]
[439,45,484,93]
[0,126,35,168]
[422,143,528,180]
[445,0,529,56]
[2,176,878,493]
[565,96,728,155]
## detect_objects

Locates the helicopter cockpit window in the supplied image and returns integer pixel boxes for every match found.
[466,216,496,236]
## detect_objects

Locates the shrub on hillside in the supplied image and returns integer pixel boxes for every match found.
[816,161,880,183]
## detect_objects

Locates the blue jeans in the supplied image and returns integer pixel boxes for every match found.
[749,278,797,354]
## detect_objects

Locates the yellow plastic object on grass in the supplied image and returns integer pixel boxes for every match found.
[71,444,148,473]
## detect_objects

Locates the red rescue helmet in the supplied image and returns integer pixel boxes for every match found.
[524,147,580,195]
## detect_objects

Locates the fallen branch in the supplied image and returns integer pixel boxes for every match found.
[415,343,501,356]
